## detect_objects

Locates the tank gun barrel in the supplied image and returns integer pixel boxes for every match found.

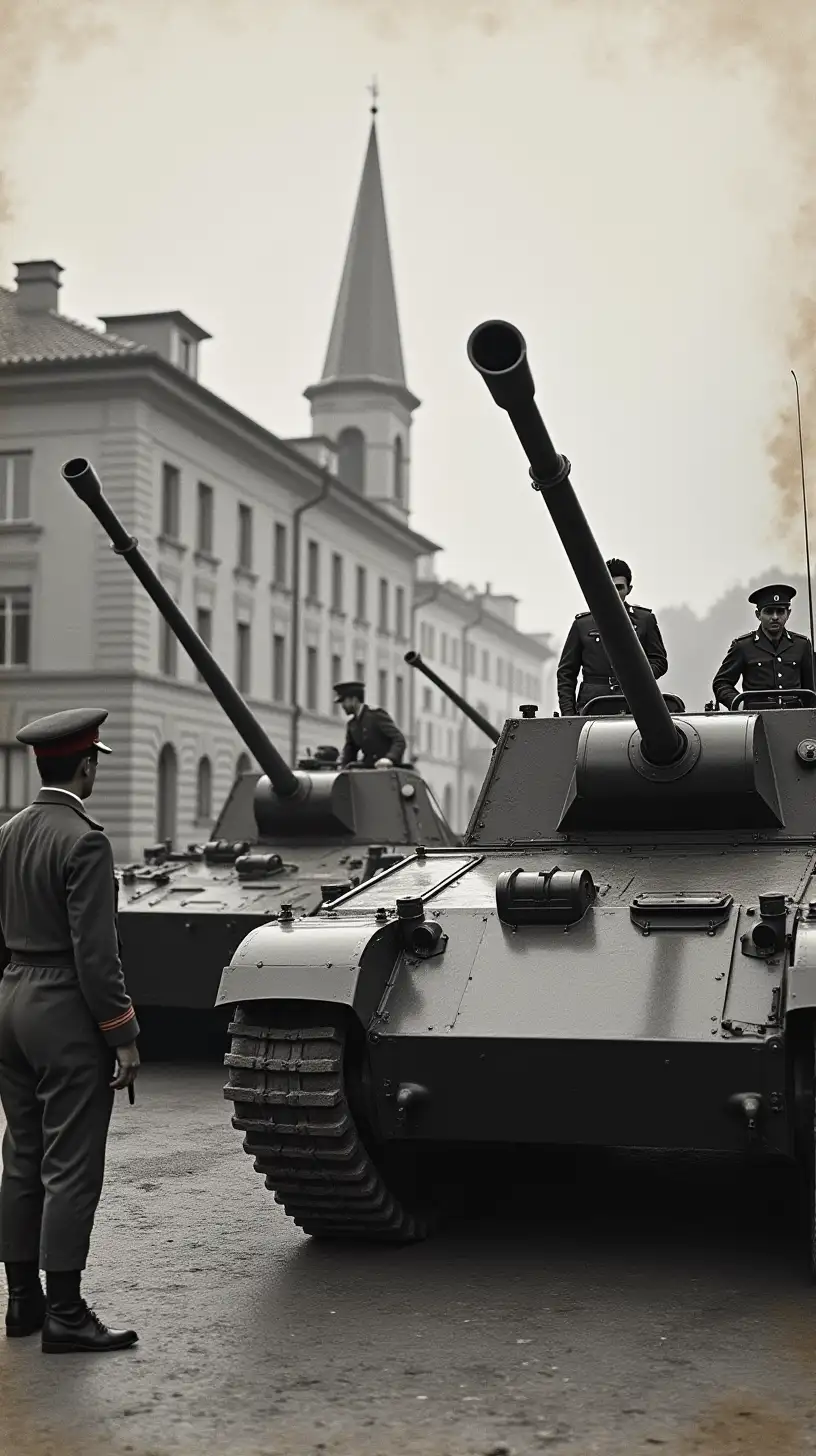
[405,650,500,744]
[466,321,683,767]
[62,458,302,798]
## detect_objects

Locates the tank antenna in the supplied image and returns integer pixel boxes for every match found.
[792,369,816,667]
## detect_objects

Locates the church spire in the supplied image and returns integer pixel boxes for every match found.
[318,94,410,390]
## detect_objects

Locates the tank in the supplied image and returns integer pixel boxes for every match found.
[63,458,458,1052]
[213,320,816,1260]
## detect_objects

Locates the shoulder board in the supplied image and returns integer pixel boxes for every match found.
[629,603,651,613]
[788,630,808,640]
[732,632,754,643]
[575,611,591,620]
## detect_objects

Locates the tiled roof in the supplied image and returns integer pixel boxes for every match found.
[0,286,146,364]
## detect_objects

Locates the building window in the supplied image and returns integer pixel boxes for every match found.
[427,625,436,659]
[422,687,432,712]
[497,658,505,689]
[394,674,404,725]
[273,522,288,586]
[236,752,251,777]
[443,784,453,822]
[237,504,253,570]
[481,649,490,681]
[452,637,460,669]
[331,652,342,713]
[195,755,212,822]
[355,566,367,621]
[160,614,177,677]
[378,669,387,708]
[236,621,251,694]
[0,590,31,667]
[354,658,366,687]
[441,632,448,666]
[306,646,318,710]
[378,578,388,632]
[0,744,27,811]
[161,463,180,538]
[331,552,344,612]
[337,427,365,493]
[466,642,475,674]
[196,482,213,554]
[426,721,433,753]
[447,728,454,759]
[393,435,404,502]
[272,633,286,702]
[395,586,405,640]
[306,540,320,601]
[195,606,212,683]
[156,743,178,844]
[0,453,32,522]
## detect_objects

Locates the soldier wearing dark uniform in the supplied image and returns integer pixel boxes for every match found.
[712,583,816,709]
[556,558,669,715]
[0,708,140,1354]
[335,680,407,768]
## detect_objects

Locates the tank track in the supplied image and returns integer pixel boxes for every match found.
[223,1005,428,1242]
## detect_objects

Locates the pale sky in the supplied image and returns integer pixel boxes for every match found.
[2,0,812,635]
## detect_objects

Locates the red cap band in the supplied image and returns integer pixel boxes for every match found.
[33,727,101,758]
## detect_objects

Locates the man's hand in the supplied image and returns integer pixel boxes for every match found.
[374,757,393,769]
[111,1040,140,1090]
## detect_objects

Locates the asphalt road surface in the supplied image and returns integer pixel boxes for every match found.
[3,1063,816,1456]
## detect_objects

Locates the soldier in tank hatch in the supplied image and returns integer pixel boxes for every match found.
[712,583,815,709]
[0,708,140,1354]
[556,558,669,716]
[335,680,407,768]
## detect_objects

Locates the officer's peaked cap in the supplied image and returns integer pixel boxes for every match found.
[16,707,112,757]
[748,583,797,609]
[334,680,365,700]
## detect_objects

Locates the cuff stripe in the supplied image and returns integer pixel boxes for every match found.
[99,1005,136,1032]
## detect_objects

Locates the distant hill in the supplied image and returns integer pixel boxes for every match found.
[658,569,814,712]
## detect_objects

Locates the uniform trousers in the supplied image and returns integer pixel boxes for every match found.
[576,679,620,713]
[0,963,115,1271]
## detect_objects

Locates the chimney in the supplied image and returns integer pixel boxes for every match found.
[15,260,63,313]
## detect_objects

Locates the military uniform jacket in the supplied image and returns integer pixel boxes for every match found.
[713,627,816,708]
[556,604,668,715]
[340,706,407,768]
[0,789,139,1048]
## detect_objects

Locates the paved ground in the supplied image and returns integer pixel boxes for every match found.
[2,1063,816,1456]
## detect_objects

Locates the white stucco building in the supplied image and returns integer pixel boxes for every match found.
[0,109,552,853]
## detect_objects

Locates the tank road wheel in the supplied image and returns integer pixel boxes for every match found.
[222,1004,429,1243]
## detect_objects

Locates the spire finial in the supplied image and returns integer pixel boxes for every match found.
[368,75,379,116]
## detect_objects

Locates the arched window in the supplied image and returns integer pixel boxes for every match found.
[393,435,404,502]
[156,743,178,845]
[337,427,365,494]
[196,755,212,822]
[443,784,454,822]
[236,752,251,777]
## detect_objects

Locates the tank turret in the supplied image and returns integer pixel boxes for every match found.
[404,650,500,744]
[63,458,456,849]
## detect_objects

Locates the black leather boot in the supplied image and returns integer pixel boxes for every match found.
[41,1300,139,1354]
[5,1262,46,1338]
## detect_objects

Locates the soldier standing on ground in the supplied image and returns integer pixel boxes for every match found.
[556,558,669,715]
[712,583,816,709]
[335,680,407,768]
[0,708,140,1354]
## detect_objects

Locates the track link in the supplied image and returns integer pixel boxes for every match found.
[223,1005,428,1242]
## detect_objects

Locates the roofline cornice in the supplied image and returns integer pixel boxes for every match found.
[304,374,421,413]
[0,354,440,558]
